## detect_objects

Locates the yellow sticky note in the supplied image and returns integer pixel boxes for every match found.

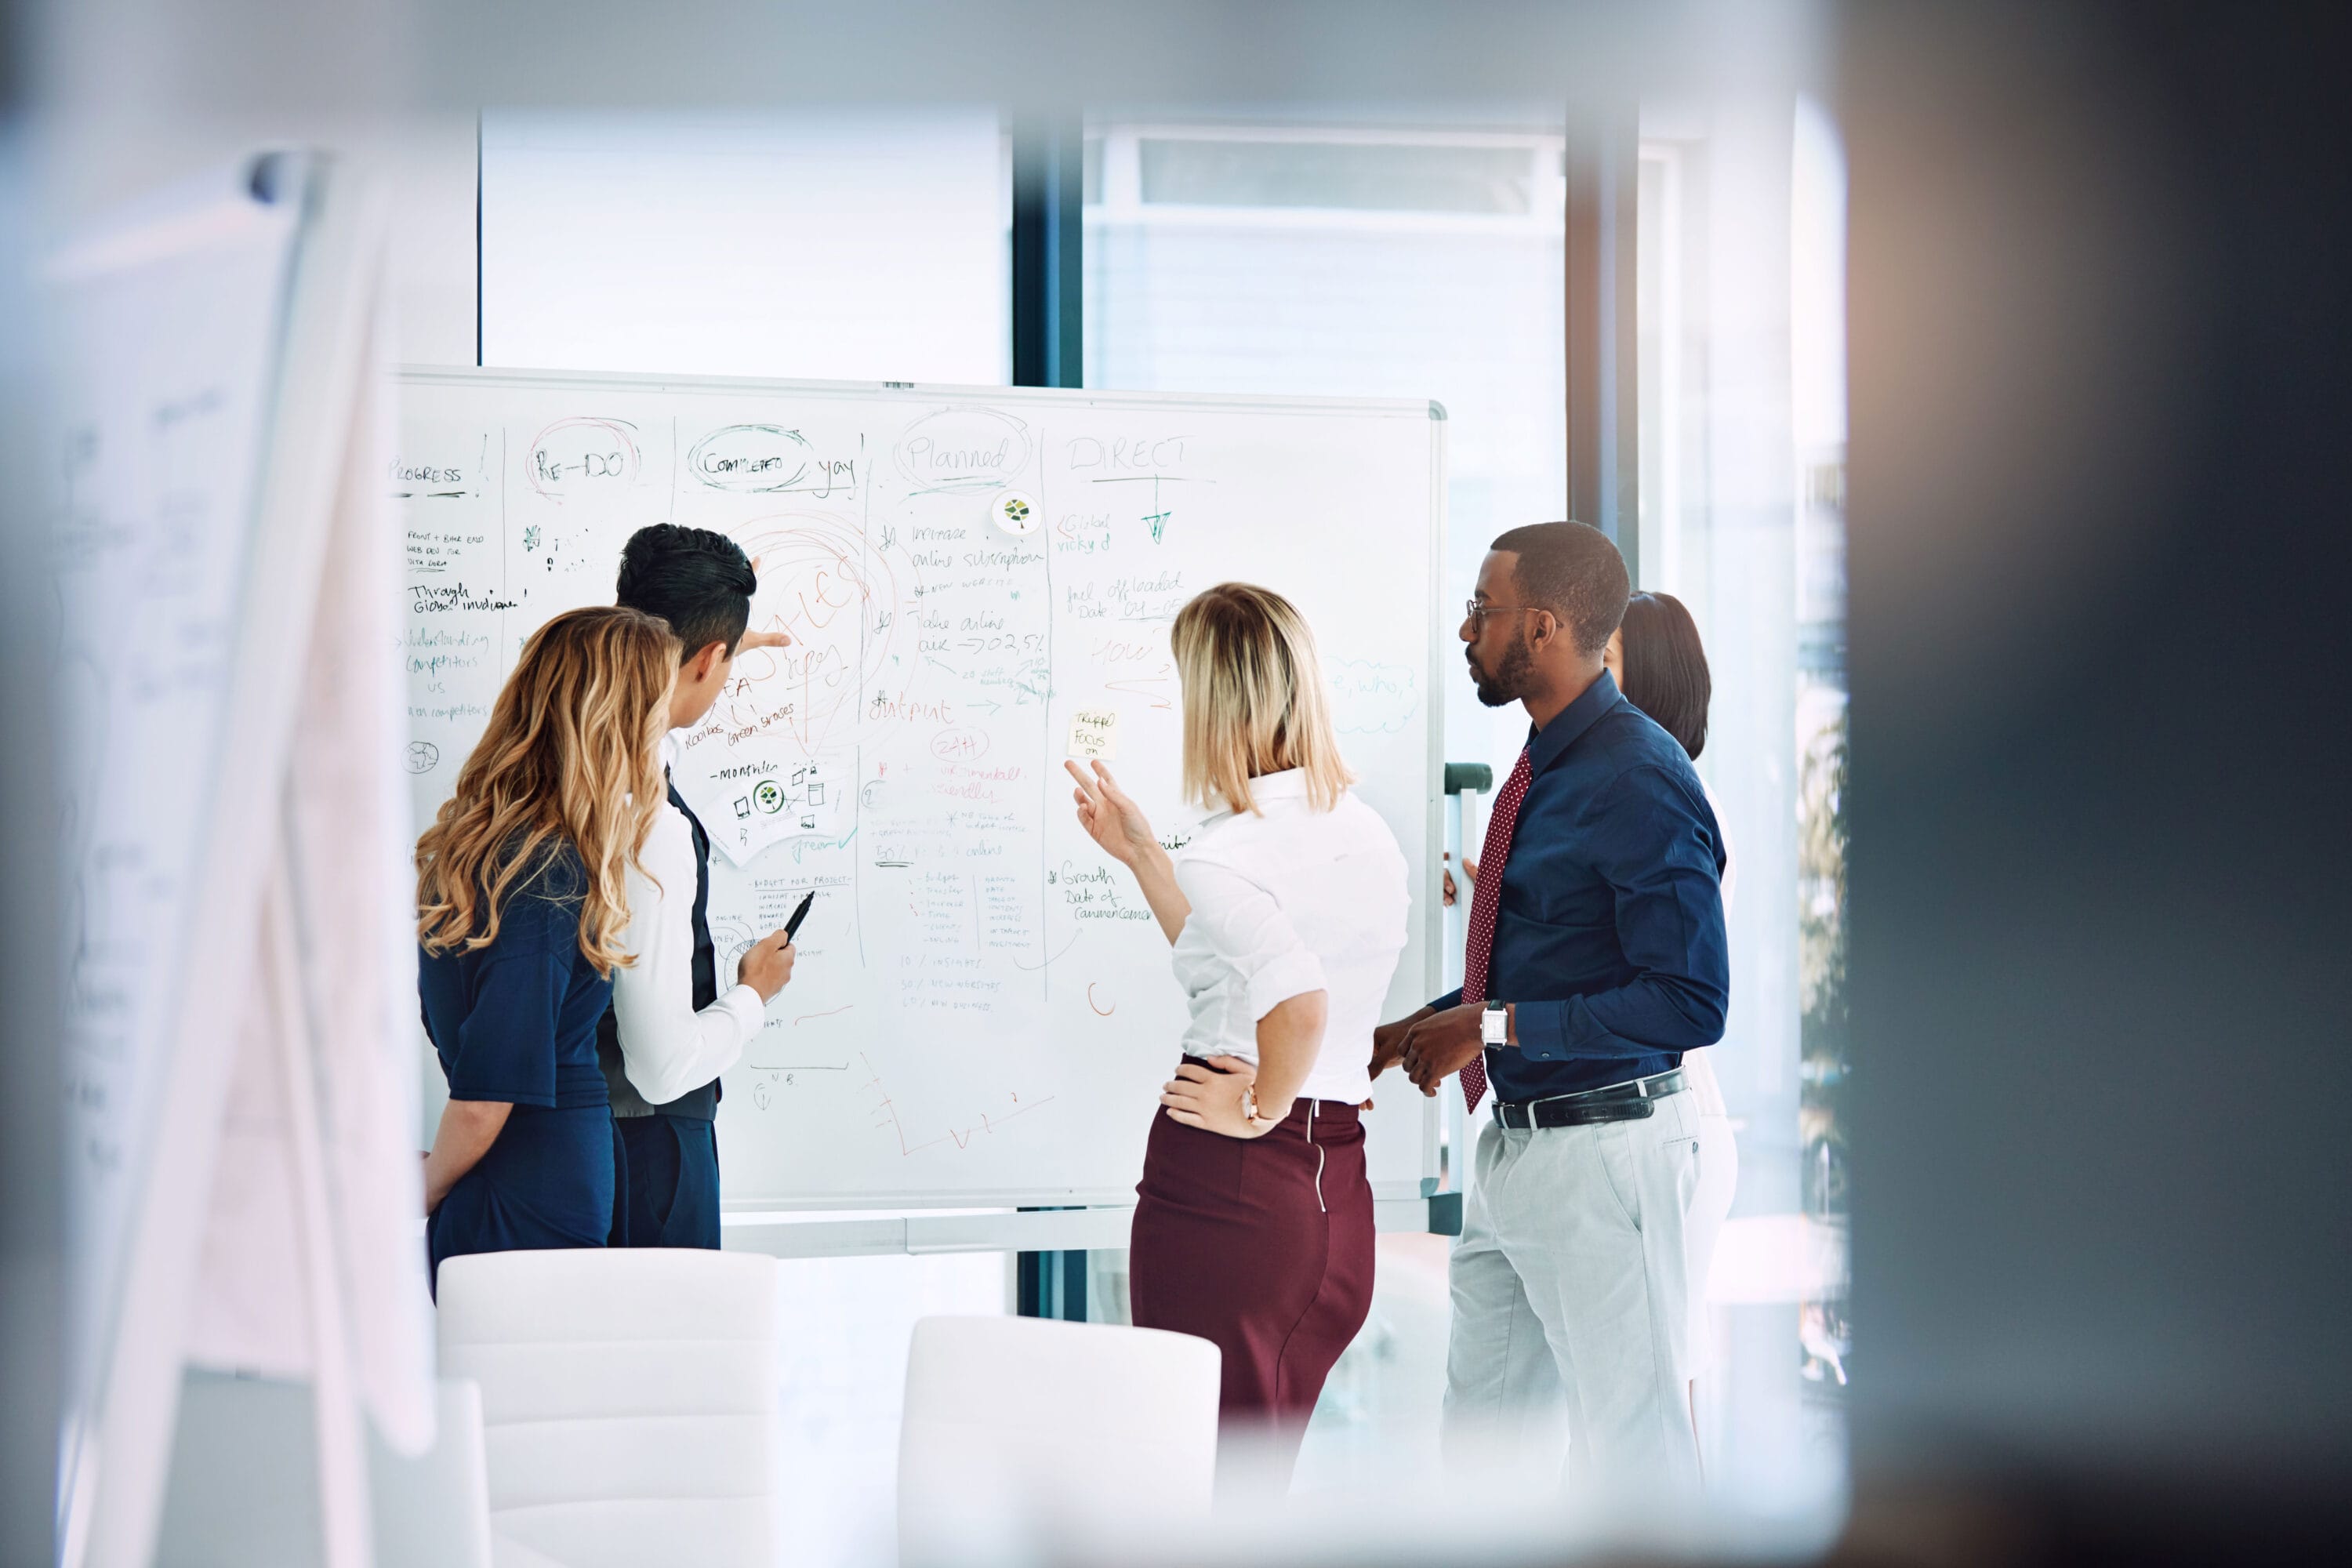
[1066,708,1119,760]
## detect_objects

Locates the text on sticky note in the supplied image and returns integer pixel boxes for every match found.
[1066,708,1119,760]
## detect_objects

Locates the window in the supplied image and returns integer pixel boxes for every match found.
[1637,100,1849,1504]
[1085,120,1569,794]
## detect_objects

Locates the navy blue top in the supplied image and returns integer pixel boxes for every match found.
[1430,670,1730,1102]
[419,842,614,1110]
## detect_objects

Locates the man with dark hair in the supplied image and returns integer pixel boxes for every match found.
[1370,521,1729,1491]
[601,523,800,1249]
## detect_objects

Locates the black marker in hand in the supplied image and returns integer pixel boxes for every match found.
[783,889,816,942]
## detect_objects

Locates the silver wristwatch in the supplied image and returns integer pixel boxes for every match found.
[1480,1001,1510,1046]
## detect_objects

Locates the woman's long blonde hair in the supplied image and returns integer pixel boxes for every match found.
[416,605,679,975]
[1171,583,1354,815]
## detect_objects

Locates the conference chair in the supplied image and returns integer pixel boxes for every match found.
[435,1249,783,1568]
[897,1315,1221,1566]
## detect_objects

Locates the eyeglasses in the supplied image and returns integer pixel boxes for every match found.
[1463,601,1544,626]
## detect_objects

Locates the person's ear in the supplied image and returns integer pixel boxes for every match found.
[693,641,728,683]
[1530,610,1560,653]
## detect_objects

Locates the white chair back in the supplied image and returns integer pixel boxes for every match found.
[897,1315,1220,1566]
[435,1248,782,1568]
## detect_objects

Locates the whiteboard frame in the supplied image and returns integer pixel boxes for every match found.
[395,365,1451,1215]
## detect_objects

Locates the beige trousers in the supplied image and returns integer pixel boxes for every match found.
[1442,1087,1704,1495]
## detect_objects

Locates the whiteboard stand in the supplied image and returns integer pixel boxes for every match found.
[718,1198,1449,1260]
[1432,760,1495,1233]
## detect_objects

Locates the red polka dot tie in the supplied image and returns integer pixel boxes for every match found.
[1459,746,1534,1114]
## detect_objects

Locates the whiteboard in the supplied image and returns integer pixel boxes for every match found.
[397,368,1446,1208]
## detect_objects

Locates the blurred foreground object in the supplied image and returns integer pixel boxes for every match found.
[1842,0,2351,1560]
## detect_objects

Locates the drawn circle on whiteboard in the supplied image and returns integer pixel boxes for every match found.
[753,779,785,814]
[405,741,440,775]
[1087,983,1115,1017]
[990,490,1039,536]
[713,919,757,976]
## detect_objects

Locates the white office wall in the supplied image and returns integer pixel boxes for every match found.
[384,117,481,367]
[480,111,1009,383]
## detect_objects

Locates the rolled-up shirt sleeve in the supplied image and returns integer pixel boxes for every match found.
[1174,856,1329,1019]
[611,804,766,1104]
[447,949,562,1105]
[1512,767,1729,1061]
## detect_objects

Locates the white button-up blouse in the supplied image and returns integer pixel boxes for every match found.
[1167,769,1410,1105]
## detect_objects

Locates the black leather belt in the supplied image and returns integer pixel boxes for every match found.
[1491,1069,1686,1130]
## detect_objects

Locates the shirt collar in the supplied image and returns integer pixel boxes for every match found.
[1247,768,1311,801]
[1526,669,1625,776]
[1198,768,1309,828]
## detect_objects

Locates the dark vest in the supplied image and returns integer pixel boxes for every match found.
[597,776,721,1120]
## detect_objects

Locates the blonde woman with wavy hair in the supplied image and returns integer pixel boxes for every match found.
[1068,582,1407,1479]
[416,605,677,1291]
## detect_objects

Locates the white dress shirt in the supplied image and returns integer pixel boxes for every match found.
[609,739,768,1105]
[1169,769,1409,1105]
[1680,780,1735,1118]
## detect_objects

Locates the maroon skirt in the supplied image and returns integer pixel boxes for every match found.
[1127,1058,1377,1446]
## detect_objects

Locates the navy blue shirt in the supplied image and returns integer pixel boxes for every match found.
[420,843,614,1110]
[1431,670,1730,1102]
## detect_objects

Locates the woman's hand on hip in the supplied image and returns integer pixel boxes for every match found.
[1067,760,1161,869]
[1160,1056,1275,1138]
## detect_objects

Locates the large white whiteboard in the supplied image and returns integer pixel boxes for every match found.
[397,368,1445,1207]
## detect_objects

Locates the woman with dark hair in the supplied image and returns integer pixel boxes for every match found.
[1604,590,1739,1450]
[1608,591,1711,763]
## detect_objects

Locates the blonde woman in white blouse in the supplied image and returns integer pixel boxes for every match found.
[1067,583,1407,1481]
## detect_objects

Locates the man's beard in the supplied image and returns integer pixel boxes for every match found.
[1470,631,1534,707]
